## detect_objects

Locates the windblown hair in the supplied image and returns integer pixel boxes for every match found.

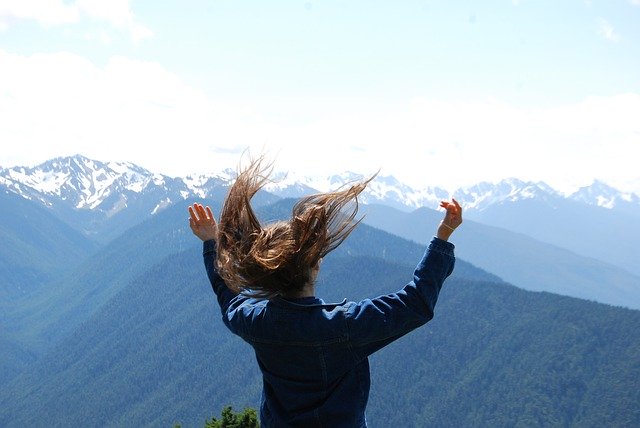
[216,157,375,299]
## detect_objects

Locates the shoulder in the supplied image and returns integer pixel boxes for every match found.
[227,295,268,314]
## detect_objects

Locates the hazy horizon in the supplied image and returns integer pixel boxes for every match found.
[1,0,639,194]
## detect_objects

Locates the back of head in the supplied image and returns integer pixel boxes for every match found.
[215,156,375,298]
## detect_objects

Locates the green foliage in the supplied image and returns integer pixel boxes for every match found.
[0,189,97,384]
[2,196,639,427]
[204,406,259,428]
[3,246,639,427]
[3,198,218,373]
[174,406,259,428]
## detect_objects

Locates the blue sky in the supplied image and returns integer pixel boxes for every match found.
[1,0,639,194]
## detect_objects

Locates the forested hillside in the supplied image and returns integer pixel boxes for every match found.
[2,244,638,427]
[2,196,638,427]
[1,196,491,380]
[0,189,97,384]
[0,189,97,299]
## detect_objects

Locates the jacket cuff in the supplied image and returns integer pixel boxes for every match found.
[203,239,217,256]
[429,237,455,256]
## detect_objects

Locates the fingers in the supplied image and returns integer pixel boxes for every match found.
[452,198,462,213]
[195,203,206,220]
[439,201,454,214]
[439,201,452,212]
[205,206,216,224]
[440,198,462,215]
[188,205,198,222]
[188,203,216,224]
[188,204,204,220]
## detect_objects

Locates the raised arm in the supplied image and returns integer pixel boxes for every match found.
[347,199,462,357]
[188,203,237,314]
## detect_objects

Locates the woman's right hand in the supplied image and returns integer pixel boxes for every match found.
[188,203,219,242]
[437,198,462,241]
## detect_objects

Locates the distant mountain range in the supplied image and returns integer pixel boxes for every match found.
[2,154,639,294]
[2,154,639,275]
[2,154,637,218]
[361,204,640,309]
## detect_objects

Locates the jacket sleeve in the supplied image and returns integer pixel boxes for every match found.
[345,237,455,358]
[203,239,238,316]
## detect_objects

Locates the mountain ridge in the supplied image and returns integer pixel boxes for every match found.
[2,154,638,277]
[2,154,638,219]
[361,203,640,309]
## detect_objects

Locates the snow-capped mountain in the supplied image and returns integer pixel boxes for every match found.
[0,155,229,241]
[454,179,563,212]
[1,155,638,241]
[0,155,231,213]
[267,174,640,213]
[569,180,640,210]
[2,155,166,210]
[264,171,448,212]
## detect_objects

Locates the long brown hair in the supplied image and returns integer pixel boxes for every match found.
[216,156,375,298]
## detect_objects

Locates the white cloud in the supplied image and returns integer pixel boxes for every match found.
[597,19,621,42]
[129,22,153,44]
[0,50,638,195]
[0,0,78,27]
[629,0,640,6]
[0,50,219,175]
[76,0,153,43]
[265,94,639,194]
[0,0,152,42]
[76,0,134,27]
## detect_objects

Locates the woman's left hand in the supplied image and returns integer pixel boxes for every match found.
[437,198,462,241]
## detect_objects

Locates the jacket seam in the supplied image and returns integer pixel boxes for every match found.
[244,336,349,346]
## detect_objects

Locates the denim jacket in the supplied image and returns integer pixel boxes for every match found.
[203,237,455,427]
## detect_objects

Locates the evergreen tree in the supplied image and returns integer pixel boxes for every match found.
[204,406,259,428]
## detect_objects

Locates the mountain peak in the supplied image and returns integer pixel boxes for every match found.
[1,155,161,211]
[569,180,639,209]
[1,156,638,226]
[455,178,561,211]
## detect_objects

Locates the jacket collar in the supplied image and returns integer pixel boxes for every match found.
[270,296,348,309]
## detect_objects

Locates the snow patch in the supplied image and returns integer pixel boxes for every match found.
[596,196,615,209]
[152,174,166,186]
[151,197,172,215]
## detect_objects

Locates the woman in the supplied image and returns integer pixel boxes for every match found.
[188,157,462,427]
